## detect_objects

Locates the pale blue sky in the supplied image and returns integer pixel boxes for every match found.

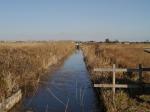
[0,0,150,41]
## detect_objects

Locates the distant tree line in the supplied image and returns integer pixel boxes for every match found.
[104,38,150,44]
[105,38,119,43]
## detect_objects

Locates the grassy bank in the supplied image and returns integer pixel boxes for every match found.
[0,41,74,101]
[82,43,150,112]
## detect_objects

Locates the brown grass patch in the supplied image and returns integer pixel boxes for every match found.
[0,41,74,101]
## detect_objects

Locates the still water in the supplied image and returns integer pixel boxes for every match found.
[11,50,102,112]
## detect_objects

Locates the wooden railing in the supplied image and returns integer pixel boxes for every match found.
[94,64,150,101]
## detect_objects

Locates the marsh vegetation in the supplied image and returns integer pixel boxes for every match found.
[82,43,150,112]
[0,41,74,102]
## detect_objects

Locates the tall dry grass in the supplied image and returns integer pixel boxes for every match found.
[0,41,74,101]
[82,43,150,112]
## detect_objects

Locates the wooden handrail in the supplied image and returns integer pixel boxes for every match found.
[93,64,150,102]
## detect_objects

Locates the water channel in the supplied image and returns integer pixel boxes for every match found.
[11,50,102,112]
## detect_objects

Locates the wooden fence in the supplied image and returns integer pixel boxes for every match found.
[94,64,150,101]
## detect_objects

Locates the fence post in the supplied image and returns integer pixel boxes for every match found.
[139,64,142,83]
[139,64,143,90]
[112,64,116,102]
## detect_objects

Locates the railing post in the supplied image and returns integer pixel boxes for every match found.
[112,64,116,102]
[139,64,142,82]
[139,64,143,91]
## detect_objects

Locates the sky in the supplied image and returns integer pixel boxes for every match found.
[0,0,150,41]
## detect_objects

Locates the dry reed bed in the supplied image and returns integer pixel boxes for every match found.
[0,41,74,101]
[82,43,150,112]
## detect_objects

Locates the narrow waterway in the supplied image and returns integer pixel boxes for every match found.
[11,50,101,112]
